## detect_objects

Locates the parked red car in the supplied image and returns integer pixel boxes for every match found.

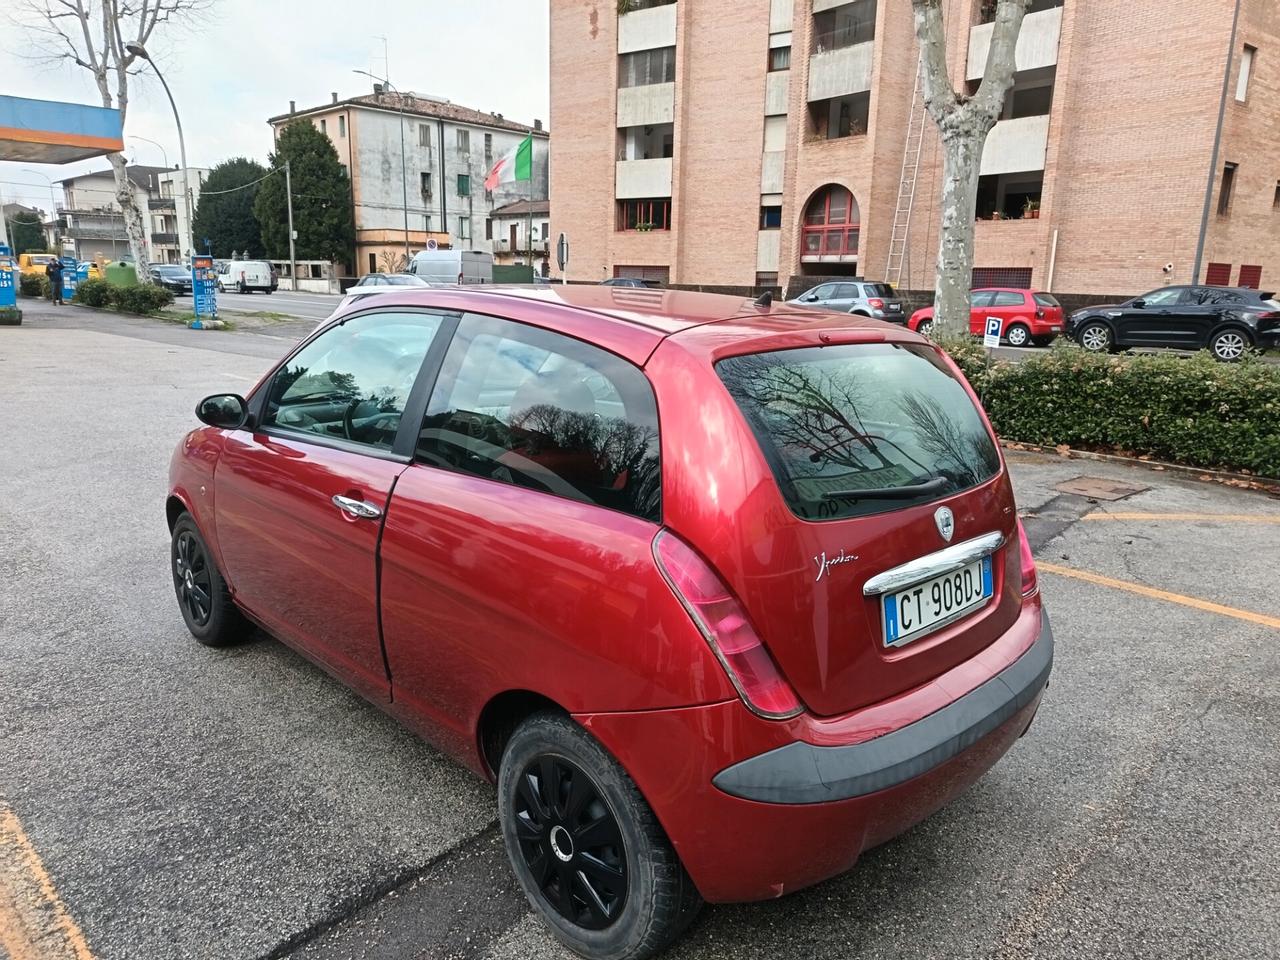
[169,287,1052,960]
[908,288,1065,346]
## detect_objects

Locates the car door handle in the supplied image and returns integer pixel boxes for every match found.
[332,495,382,520]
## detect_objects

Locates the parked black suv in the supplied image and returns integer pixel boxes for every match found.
[1066,285,1280,361]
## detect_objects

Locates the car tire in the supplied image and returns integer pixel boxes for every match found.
[171,514,249,648]
[498,712,702,960]
[1209,328,1250,363]
[917,319,934,338]
[1078,320,1113,353]
[1005,323,1031,347]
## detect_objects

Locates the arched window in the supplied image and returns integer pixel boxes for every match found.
[801,185,860,260]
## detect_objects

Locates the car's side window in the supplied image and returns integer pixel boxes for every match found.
[810,284,834,300]
[416,313,662,522]
[262,311,443,451]
[992,291,1024,307]
[834,283,859,299]
[971,291,997,308]
[1141,287,1186,307]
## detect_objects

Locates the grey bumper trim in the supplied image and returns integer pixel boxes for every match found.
[711,611,1053,805]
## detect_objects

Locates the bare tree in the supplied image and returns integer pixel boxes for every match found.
[911,0,1029,334]
[20,0,211,279]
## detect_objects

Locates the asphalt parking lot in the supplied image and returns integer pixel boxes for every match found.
[1,313,1277,960]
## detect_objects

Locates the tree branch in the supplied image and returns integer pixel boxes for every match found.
[968,0,1029,122]
[911,0,960,126]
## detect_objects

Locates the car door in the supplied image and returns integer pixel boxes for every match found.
[1119,286,1190,347]
[987,291,1027,336]
[1192,287,1242,347]
[968,290,997,334]
[830,283,861,310]
[378,311,666,749]
[213,308,452,700]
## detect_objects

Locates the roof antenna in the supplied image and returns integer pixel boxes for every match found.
[753,290,773,308]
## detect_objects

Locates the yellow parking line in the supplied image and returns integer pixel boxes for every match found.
[1039,563,1280,630]
[0,806,95,960]
[1082,513,1280,524]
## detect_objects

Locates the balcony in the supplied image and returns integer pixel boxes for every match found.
[149,197,177,211]
[968,6,1062,80]
[800,224,859,263]
[151,232,179,245]
[807,41,873,101]
[980,114,1050,176]
[617,1,677,54]
[63,225,125,240]
[492,237,550,255]
[760,151,784,193]
[617,82,675,127]
[616,158,673,200]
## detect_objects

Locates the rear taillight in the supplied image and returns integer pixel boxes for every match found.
[1254,311,1280,320]
[1036,308,1045,319]
[1017,518,1039,598]
[868,298,885,309]
[653,531,803,720]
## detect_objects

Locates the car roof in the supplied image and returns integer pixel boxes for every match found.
[326,285,902,366]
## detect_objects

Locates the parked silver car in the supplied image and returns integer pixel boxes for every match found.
[789,280,906,322]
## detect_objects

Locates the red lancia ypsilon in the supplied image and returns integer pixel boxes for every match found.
[168,286,1052,960]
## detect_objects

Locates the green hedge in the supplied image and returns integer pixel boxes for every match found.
[70,278,174,314]
[19,273,50,298]
[940,338,1280,477]
[72,277,114,308]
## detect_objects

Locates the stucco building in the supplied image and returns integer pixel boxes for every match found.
[550,0,1279,296]
[269,89,549,276]
[57,164,208,264]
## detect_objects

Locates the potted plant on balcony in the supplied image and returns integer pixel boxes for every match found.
[1023,199,1041,220]
[636,221,654,232]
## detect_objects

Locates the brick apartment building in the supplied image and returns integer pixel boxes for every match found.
[550,0,1279,297]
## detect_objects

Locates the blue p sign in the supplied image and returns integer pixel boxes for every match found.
[983,316,1002,349]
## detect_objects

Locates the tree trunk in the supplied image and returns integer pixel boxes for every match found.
[933,128,988,335]
[108,152,152,274]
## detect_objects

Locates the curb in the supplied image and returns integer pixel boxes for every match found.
[1000,440,1280,491]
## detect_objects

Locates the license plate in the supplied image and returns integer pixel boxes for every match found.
[881,556,993,648]
[1050,325,1062,331]
[888,304,902,312]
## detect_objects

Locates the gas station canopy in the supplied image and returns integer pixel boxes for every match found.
[0,94,123,164]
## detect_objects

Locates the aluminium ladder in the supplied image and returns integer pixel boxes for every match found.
[885,60,927,289]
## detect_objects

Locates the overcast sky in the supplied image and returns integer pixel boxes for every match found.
[0,0,550,215]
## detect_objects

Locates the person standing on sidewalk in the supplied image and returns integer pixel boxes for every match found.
[46,256,64,305]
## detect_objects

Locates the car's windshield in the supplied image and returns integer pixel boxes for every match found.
[154,266,186,277]
[1137,287,1184,306]
[718,343,1001,520]
[385,275,427,286]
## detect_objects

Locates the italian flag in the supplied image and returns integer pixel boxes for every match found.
[484,134,533,191]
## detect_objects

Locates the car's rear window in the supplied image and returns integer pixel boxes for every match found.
[862,283,896,299]
[1033,293,1060,307]
[717,343,1001,520]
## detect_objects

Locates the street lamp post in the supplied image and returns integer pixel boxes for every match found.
[353,69,411,268]
[126,43,195,263]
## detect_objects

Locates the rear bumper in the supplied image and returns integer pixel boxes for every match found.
[578,601,1051,903]
[713,613,1051,803]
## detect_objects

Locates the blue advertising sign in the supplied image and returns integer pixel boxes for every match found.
[0,250,16,311]
[192,254,217,320]
[60,256,77,301]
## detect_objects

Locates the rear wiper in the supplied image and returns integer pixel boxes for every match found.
[822,476,949,501]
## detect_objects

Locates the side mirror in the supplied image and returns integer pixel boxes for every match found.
[1131,299,1146,309]
[804,294,819,302]
[196,393,248,429]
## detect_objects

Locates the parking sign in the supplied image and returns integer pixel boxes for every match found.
[983,316,1002,349]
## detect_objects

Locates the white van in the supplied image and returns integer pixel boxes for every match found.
[218,260,277,294]
[407,249,493,285]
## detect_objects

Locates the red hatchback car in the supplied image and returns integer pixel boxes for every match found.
[908,288,1065,346]
[168,287,1052,960]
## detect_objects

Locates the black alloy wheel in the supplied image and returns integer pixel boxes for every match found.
[513,755,628,930]
[173,528,213,628]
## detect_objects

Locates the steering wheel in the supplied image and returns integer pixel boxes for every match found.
[344,398,401,443]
